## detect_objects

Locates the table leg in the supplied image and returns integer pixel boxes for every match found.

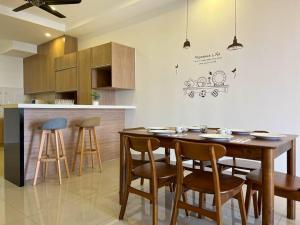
[119,134,125,204]
[287,139,296,219]
[262,148,274,225]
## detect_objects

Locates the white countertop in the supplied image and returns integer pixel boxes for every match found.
[1,104,136,109]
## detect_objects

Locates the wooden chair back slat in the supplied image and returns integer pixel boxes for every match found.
[176,141,226,161]
[126,135,160,153]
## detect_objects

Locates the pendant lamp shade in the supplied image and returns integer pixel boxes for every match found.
[228,0,243,50]
[183,0,191,49]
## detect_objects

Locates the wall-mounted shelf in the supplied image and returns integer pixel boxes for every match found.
[91,66,112,89]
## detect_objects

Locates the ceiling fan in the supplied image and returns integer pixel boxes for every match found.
[12,0,82,18]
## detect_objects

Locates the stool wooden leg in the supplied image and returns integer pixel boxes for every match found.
[92,127,103,172]
[72,128,82,172]
[58,130,70,178]
[33,131,46,186]
[54,130,62,185]
[44,133,50,180]
[79,128,85,176]
[89,129,94,168]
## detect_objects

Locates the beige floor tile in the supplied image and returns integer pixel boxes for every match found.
[0,198,27,225]
[4,218,38,225]
[0,158,299,225]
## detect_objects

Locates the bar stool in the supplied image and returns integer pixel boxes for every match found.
[72,117,103,175]
[33,118,70,186]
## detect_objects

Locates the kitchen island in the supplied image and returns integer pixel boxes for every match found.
[3,104,135,186]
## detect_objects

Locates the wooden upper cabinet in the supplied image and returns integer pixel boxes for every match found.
[23,55,54,94]
[55,52,77,71]
[77,49,92,104]
[38,36,78,57]
[23,35,78,94]
[91,42,135,90]
[55,68,77,92]
[91,43,112,67]
[111,43,135,89]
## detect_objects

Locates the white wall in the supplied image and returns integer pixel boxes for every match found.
[0,55,23,88]
[79,0,300,175]
[0,55,23,108]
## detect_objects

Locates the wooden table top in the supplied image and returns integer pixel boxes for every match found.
[120,128,298,149]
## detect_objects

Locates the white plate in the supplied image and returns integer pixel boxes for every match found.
[199,134,234,140]
[149,129,176,135]
[250,133,286,141]
[146,127,169,130]
[231,129,253,135]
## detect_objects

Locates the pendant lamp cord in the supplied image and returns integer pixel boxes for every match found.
[235,0,237,36]
[186,0,189,39]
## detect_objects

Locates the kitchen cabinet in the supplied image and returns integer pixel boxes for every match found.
[77,49,92,104]
[91,43,111,68]
[55,68,77,92]
[55,52,77,71]
[23,55,54,94]
[23,36,77,94]
[91,42,135,90]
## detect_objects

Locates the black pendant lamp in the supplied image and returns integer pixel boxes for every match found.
[228,0,243,50]
[183,0,191,49]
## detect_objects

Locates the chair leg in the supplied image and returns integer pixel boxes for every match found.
[54,130,62,185]
[237,191,247,225]
[253,191,259,218]
[88,129,94,168]
[198,192,204,218]
[58,130,70,178]
[170,184,181,225]
[79,128,85,176]
[245,181,253,217]
[119,179,131,220]
[140,152,145,185]
[72,128,82,172]
[215,205,222,225]
[258,190,262,216]
[92,127,103,172]
[182,192,189,216]
[152,181,158,225]
[33,131,46,186]
[43,133,50,180]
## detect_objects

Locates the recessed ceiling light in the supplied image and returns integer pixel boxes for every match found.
[50,6,56,11]
[45,33,51,37]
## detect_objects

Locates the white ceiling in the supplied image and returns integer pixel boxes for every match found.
[0,0,182,46]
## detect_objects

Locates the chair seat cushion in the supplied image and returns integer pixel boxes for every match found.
[218,159,261,171]
[77,117,100,128]
[133,162,176,180]
[183,170,244,195]
[41,118,67,130]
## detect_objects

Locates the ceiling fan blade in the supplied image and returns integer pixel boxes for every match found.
[39,5,66,18]
[13,3,33,12]
[44,0,81,5]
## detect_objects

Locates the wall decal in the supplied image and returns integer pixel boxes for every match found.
[183,70,229,98]
[231,68,237,78]
[193,51,222,65]
[175,64,179,74]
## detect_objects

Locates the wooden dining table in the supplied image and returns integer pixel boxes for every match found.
[119,128,298,225]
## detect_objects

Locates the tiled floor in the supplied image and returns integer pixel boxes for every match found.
[0,158,299,225]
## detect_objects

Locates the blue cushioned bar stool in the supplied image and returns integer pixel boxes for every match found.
[72,117,103,176]
[33,118,70,185]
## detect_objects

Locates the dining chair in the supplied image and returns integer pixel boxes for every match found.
[122,128,171,186]
[170,140,247,225]
[215,130,268,218]
[245,169,300,219]
[119,135,179,225]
